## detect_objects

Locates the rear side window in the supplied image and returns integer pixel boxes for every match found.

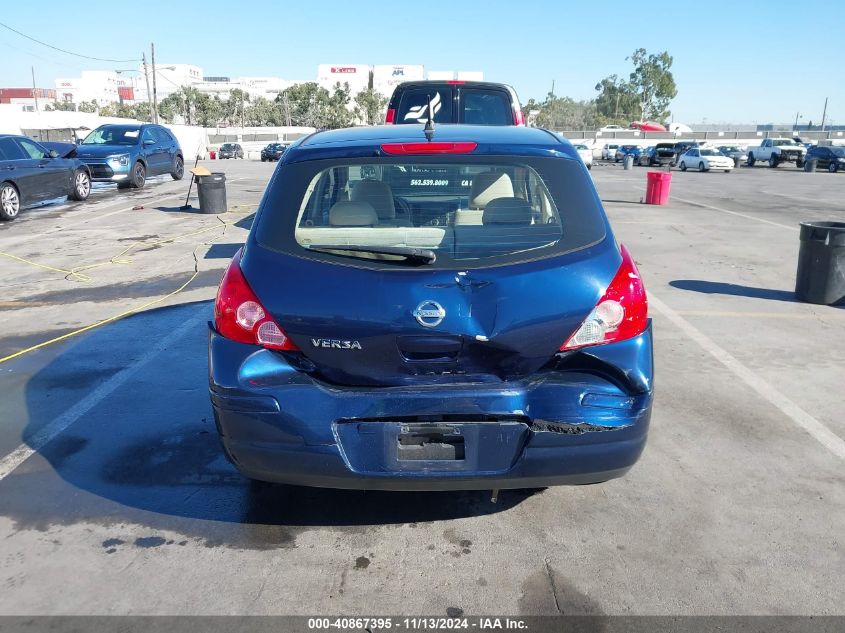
[153,127,173,142]
[396,88,452,124]
[255,156,606,269]
[0,138,27,160]
[17,138,48,159]
[459,89,512,125]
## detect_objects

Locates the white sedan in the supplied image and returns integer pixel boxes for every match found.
[678,147,735,172]
[573,144,593,169]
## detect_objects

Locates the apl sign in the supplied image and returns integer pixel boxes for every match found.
[392,68,405,76]
[331,67,357,74]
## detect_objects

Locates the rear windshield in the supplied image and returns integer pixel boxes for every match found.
[255,156,606,270]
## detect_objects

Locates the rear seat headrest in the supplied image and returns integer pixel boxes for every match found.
[351,180,395,219]
[482,197,533,225]
[469,172,514,209]
[329,201,378,226]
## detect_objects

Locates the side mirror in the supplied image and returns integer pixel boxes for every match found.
[48,150,59,159]
[143,139,155,146]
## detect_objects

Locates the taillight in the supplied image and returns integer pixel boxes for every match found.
[560,245,648,351]
[214,250,299,351]
[514,110,526,126]
[381,142,478,155]
[385,108,396,124]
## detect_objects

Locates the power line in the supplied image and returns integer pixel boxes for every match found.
[0,20,139,63]
[0,37,82,71]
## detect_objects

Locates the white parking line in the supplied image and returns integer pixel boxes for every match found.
[0,308,207,482]
[649,293,845,461]
[670,195,798,231]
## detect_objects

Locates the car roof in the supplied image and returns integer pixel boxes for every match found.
[392,80,515,91]
[286,124,575,162]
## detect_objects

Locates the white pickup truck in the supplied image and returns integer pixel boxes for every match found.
[746,138,807,168]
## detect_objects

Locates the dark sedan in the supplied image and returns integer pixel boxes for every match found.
[0,134,91,221]
[806,146,845,173]
[260,143,285,162]
[218,143,244,159]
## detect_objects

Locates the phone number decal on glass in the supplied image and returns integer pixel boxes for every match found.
[409,179,449,186]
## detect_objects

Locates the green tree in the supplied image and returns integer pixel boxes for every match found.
[324,82,354,129]
[78,100,98,113]
[276,82,332,128]
[353,88,387,125]
[594,74,639,125]
[157,92,182,123]
[595,49,677,124]
[221,88,249,127]
[195,95,223,127]
[626,48,677,121]
[157,86,207,125]
[527,93,598,130]
[245,96,282,126]
[130,102,153,122]
[45,101,76,112]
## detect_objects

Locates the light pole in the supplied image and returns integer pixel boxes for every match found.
[793,111,801,132]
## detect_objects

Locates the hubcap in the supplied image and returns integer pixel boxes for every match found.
[176,159,184,176]
[135,165,144,182]
[76,172,90,197]
[1,186,20,216]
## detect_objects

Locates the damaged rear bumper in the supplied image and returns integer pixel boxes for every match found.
[208,324,654,490]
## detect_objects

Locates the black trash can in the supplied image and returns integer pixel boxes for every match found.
[194,173,227,214]
[795,221,845,305]
[804,159,817,173]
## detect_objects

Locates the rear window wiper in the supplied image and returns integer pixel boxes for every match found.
[306,245,437,265]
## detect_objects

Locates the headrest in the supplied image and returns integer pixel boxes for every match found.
[469,172,514,209]
[329,201,378,227]
[351,180,395,219]
[482,197,533,225]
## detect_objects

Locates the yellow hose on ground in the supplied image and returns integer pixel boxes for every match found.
[0,211,254,365]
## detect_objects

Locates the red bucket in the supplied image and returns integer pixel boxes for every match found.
[645,171,672,205]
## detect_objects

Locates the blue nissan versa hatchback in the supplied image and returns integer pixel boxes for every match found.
[208,124,654,491]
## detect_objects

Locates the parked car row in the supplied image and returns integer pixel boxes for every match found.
[591,138,844,174]
[0,123,184,221]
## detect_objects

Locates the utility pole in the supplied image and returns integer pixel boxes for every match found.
[793,111,801,132]
[151,42,158,124]
[31,66,39,112]
[550,80,555,98]
[142,52,153,122]
[820,97,828,132]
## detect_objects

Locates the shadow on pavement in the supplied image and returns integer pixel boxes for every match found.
[7,301,528,548]
[670,279,797,302]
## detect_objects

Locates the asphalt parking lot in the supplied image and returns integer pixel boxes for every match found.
[0,160,843,616]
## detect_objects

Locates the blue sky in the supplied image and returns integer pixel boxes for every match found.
[0,0,842,126]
